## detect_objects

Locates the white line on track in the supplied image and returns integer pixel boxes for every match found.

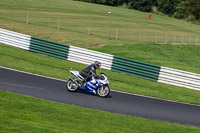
[1,66,200,107]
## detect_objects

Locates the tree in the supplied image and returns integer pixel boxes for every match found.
[185,0,200,20]
[173,0,200,20]
[173,1,187,19]
[157,0,180,16]
[129,0,157,12]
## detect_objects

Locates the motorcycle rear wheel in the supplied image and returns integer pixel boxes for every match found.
[97,85,110,97]
[66,80,79,92]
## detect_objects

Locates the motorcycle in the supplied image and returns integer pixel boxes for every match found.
[66,68,110,97]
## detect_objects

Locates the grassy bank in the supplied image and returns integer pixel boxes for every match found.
[0,90,200,133]
[0,0,200,47]
[1,43,200,105]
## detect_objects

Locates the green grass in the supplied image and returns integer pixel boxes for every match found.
[0,0,200,47]
[1,90,200,133]
[1,43,200,105]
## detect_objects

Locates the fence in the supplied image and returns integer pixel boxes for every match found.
[0,28,200,91]
[123,32,200,44]
[1,10,200,44]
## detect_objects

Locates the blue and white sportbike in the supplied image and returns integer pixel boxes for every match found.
[66,69,110,97]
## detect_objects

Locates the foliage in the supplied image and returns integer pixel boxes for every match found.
[183,0,200,20]
[157,0,180,16]
[129,0,157,12]
[76,0,117,6]
[173,1,188,19]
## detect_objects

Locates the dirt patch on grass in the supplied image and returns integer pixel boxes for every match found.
[86,43,124,48]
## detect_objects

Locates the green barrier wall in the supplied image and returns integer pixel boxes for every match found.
[30,37,69,60]
[111,56,161,81]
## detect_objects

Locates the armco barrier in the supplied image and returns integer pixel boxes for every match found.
[158,67,200,91]
[111,56,161,81]
[30,37,69,60]
[0,28,200,91]
[0,28,31,50]
[68,46,114,70]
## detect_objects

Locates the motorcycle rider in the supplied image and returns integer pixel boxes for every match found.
[80,61,101,87]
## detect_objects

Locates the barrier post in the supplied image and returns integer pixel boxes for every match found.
[182,35,184,44]
[88,24,90,35]
[174,35,176,44]
[26,12,29,24]
[58,18,60,30]
[139,32,141,42]
[156,33,158,43]
[116,28,118,40]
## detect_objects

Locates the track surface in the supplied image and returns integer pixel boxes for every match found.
[0,67,200,127]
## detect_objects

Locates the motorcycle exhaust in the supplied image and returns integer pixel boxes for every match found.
[69,77,79,85]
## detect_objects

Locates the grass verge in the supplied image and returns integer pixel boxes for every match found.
[0,90,200,133]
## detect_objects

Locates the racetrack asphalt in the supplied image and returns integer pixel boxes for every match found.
[0,67,200,127]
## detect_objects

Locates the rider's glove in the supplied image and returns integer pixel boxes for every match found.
[98,76,104,80]
[95,75,101,79]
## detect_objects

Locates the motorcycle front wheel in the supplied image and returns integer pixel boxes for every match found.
[97,85,110,97]
[66,80,79,92]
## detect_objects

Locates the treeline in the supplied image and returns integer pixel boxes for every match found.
[75,0,200,20]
